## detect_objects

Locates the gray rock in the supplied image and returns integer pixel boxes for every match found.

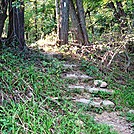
[94,80,108,88]
[102,100,115,108]
[90,101,102,108]
[86,87,114,94]
[75,98,91,104]
[64,73,93,80]
[74,98,102,108]
[63,64,78,69]
[86,87,99,93]
[68,85,85,91]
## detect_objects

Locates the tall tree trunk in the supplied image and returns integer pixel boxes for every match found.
[8,0,25,50]
[69,0,84,44]
[76,0,89,45]
[59,0,69,45]
[0,0,8,38]
[55,0,60,42]
[34,0,38,41]
[108,1,127,34]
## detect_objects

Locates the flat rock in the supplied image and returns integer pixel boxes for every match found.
[75,98,91,104]
[86,87,99,93]
[63,73,93,80]
[68,85,85,91]
[94,80,108,88]
[74,98,102,108]
[42,52,63,60]
[90,101,102,108]
[63,64,78,69]
[102,100,115,108]
[86,86,114,94]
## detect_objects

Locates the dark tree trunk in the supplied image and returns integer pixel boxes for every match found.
[76,0,89,45]
[59,0,69,45]
[85,8,94,35]
[0,0,8,38]
[8,0,25,50]
[69,0,84,44]
[108,1,127,34]
[116,1,127,33]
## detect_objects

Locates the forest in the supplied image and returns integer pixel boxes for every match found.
[0,0,134,133]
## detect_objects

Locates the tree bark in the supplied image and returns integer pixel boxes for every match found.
[55,0,60,42]
[69,0,84,44]
[76,0,89,45]
[34,0,38,41]
[108,1,127,34]
[0,0,8,38]
[8,0,25,50]
[59,0,69,45]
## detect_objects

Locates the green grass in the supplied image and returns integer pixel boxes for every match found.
[0,48,118,134]
[81,59,134,109]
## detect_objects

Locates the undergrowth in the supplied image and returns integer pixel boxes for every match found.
[0,48,118,134]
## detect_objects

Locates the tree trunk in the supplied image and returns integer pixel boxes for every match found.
[0,0,8,38]
[55,0,60,42]
[69,0,84,44]
[8,0,25,50]
[76,0,89,45]
[108,1,127,34]
[59,0,69,45]
[34,0,38,41]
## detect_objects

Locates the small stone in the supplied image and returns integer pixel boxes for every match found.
[94,80,108,88]
[27,92,33,98]
[102,100,115,108]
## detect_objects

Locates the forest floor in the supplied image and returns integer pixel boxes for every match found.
[0,38,134,133]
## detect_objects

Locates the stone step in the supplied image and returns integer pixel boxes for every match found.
[62,73,93,80]
[68,85,114,94]
[63,64,78,69]
[40,52,64,60]
[74,98,115,108]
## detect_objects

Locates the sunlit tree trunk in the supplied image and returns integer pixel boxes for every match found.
[34,0,38,40]
[0,0,8,38]
[76,0,89,45]
[59,0,69,45]
[69,0,84,44]
[55,0,60,42]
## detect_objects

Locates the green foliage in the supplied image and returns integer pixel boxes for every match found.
[126,112,134,123]
[80,60,101,77]
[24,0,56,43]
[0,48,119,133]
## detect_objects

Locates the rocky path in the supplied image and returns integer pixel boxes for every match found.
[60,61,133,134]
